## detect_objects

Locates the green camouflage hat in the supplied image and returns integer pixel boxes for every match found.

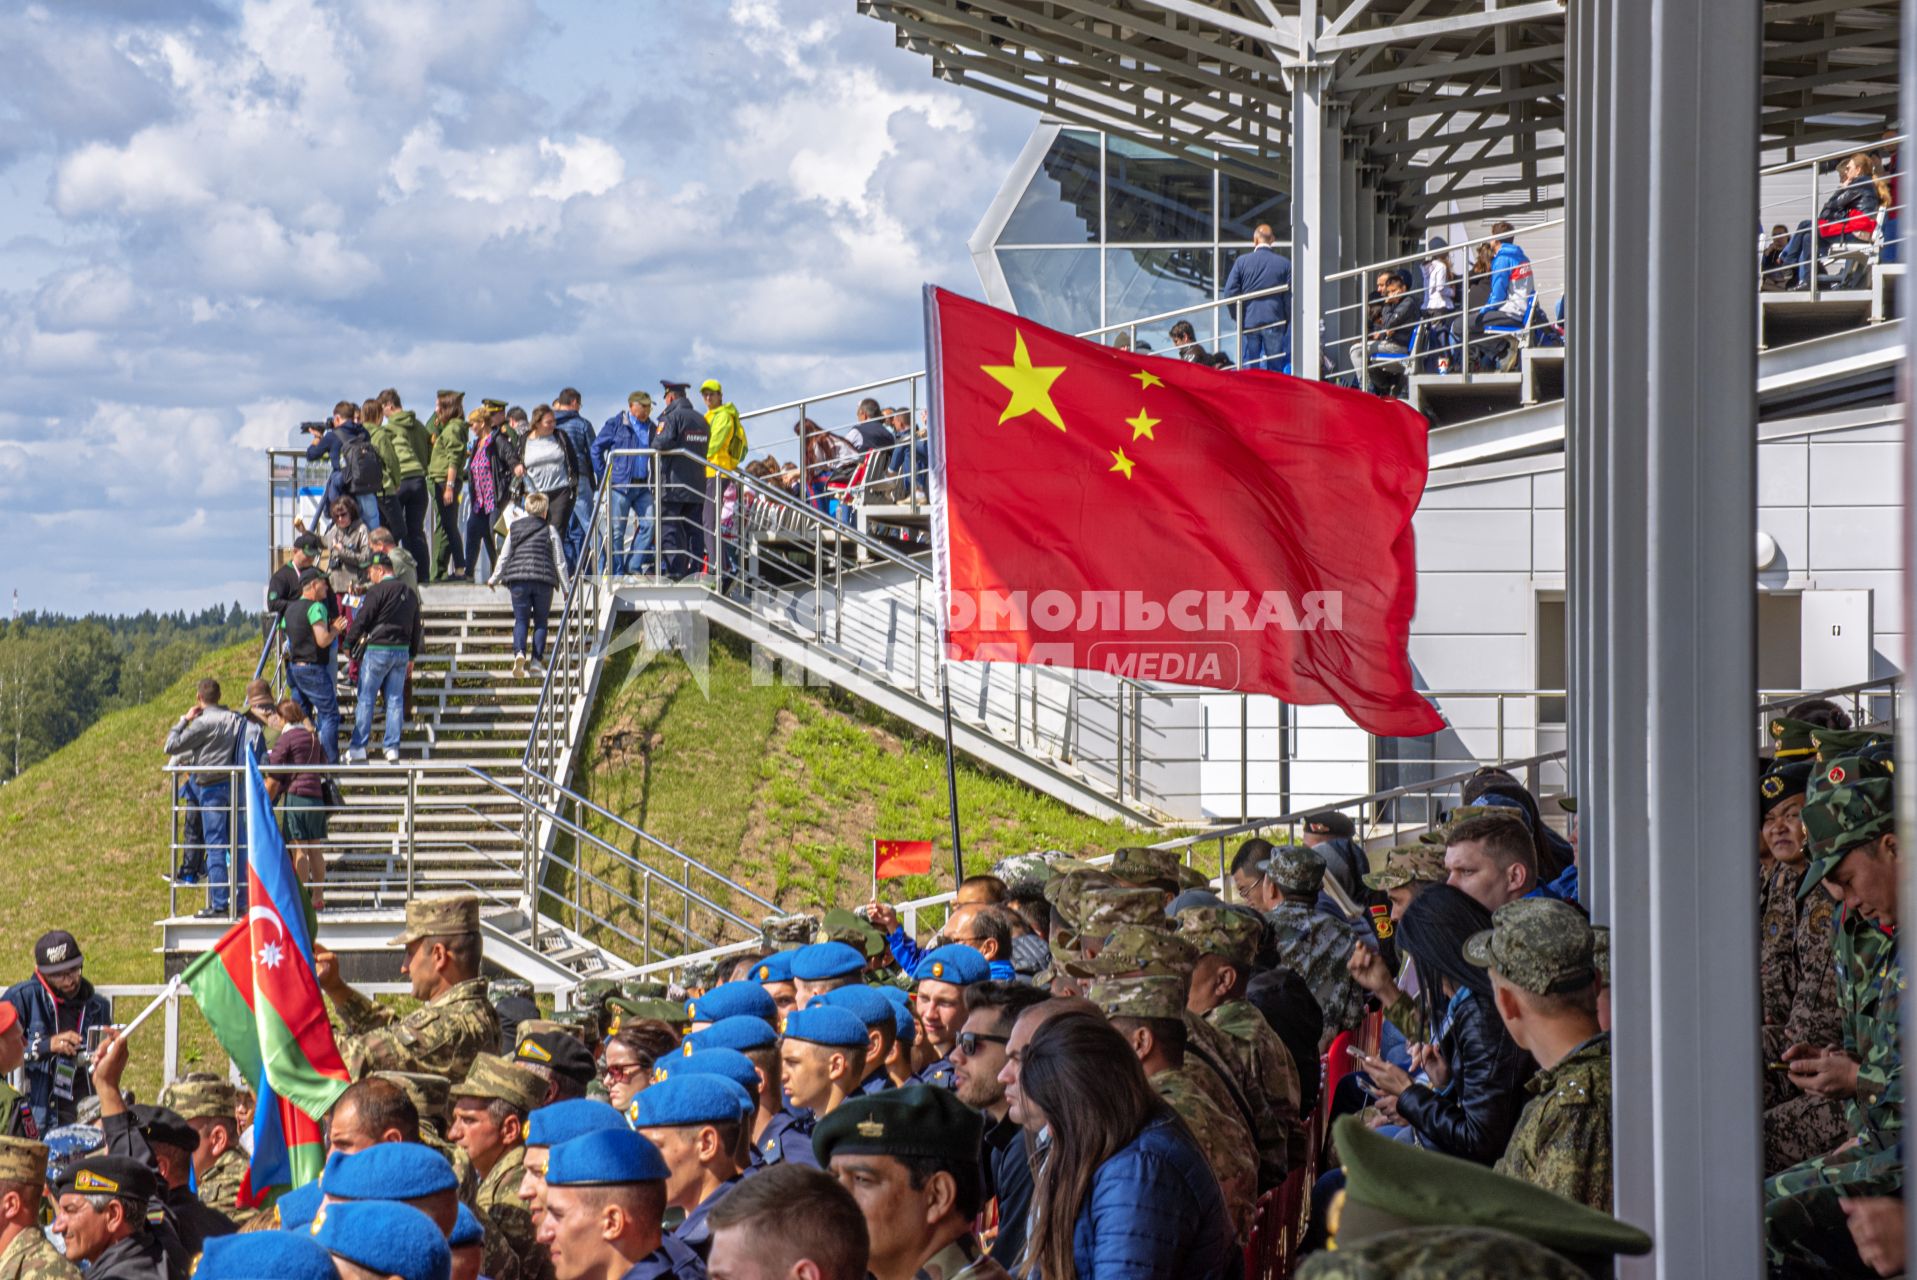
[1767,716,1821,760]
[1174,906,1262,970]
[1040,939,1089,984]
[1075,886,1170,938]
[490,977,534,1005]
[1591,926,1610,987]
[820,908,890,961]
[160,1079,239,1123]
[1108,847,1194,889]
[1362,843,1450,892]
[1086,975,1189,1022]
[760,913,817,949]
[390,894,481,945]
[517,1017,591,1046]
[1089,924,1199,979]
[573,978,620,1008]
[1799,754,1897,899]
[1043,869,1119,928]
[677,958,721,992]
[448,1053,544,1114]
[371,1071,452,1127]
[1810,726,1893,764]
[620,979,671,1001]
[1261,844,1326,896]
[1463,900,1597,996]
[992,851,1065,897]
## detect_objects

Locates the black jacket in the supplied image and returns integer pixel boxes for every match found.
[1392,989,1533,1164]
[1371,292,1423,347]
[84,1233,171,1280]
[983,1118,1034,1268]
[101,1111,192,1280]
[1820,177,1883,242]
[265,562,303,634]
[652,396,711,491]
[344,577,424,656]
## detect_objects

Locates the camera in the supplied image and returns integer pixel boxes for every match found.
[302,421,327,435]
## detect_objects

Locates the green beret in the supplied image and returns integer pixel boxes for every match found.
[1463,900,1596,996]
[620,979,671,1001]
[812,1084,982,1167]
[607,995,691,1030]
[1799,754,1897,899]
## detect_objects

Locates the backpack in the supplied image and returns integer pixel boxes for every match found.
[342,436,384,496]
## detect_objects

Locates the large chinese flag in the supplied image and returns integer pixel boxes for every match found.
[926,287,1442,738]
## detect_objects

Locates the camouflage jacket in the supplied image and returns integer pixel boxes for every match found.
[480,1144,546,1280]
[1759,859,1800,1031]
[331,978,499,1082]
[1152,1065,1257,1243]
[1760,862,1842,1059]
[1206,1000,1305,1176]
[420,1126,480,1208]
[911,1236,1012,1280]
[1266,902,1368,1038]
[1492,1032,1613,1211]
[1183,1011,1286,1186]
[0,1226,79,1280]
[1834,909,1902,1163]
[196,1147,264,1228]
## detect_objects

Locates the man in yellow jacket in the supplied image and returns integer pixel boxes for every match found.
[700,379,745,587]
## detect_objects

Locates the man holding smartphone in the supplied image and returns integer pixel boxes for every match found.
[2,932,112,1134]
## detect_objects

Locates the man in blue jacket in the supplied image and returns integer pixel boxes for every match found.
[1222,224,1293,372]
[552,388,596,570]
[594,392,655,575]
[4,931,112,1134]
[1475,222,1536,372]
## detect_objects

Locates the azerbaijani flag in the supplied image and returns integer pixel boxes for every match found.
[183,745,351,1201]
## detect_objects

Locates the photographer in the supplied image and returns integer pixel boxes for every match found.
[2,932,112,1134]
[306,403,383,531]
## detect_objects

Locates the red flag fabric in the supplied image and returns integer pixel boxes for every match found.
[926,287,1443,738]
[874,840,936,880]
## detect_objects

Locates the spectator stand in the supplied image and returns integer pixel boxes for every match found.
[1758,134,1906,345]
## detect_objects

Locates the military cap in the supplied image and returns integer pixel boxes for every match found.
[481,398,508,413]
[1555,794,1578,814]
[1811,726,1893,764]
[525,1099,628,1149]
[752,951,798,984]
[1087,975,1189,1022]
[760,913,817,949]
[820,907,890,960]
[1591,926,1610,986]
[1331,1116,1653,1261]
[661,378,691,395]
[389,894,480,945]
[1260,844,1326,896]
[55,1153,154,1203]
[780,1005,869,1049]
[437,389,465,401]
[545,1128,669,1185]
[1760,762,1814,818]
[372,1071,453,1127]
[449,1203,484,1249]
[0,1138,46,1184]
[621,979,671,1000]
[196,1229,338,1280]
[792,941,866,982]
[449,1053,544,1114]
[606,995,690,1032]
[319,1142,456,1200]
[1043,869,1118,927]
[678,957,720,991]
[1362,843,1450,892]
[1089,924,1200,978]
[1304,810,1357,840]
[518,1016,592,1045]
[160,1078,238,1123]
[312,1200,451,1280]
[913,944,989,986]
[131,1104,198,1154]
[633,1074,753,1128]
[1800,754,1897,899]
[1108,847,1202,890]
[573,977,621,1010]
[812,1084,983,1167]
[1075,886,1172,938]
[626,390,651,407]
[1464,899,1597,996]
[658,1047,761,1096]
[489,977,534,1005]
[688,981,778,1026]
[1767,716,1819,759]
[275,1179,324,1232]
[813,985,895,1032]
[515,1030,596,1086]
[1176,905,1262,970]
[687,1016,779,1054]
[991,851,1064,897]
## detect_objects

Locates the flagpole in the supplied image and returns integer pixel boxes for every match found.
[939,666,965,884]
[110,974,185,1042]
[871,838,878,903]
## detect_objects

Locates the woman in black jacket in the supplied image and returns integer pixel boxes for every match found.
[1354,885,1534,1163]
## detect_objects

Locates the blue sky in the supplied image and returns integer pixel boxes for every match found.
[0,0,1034,615]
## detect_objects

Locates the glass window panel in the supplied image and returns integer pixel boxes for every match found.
[1104,248,1216,352]
[997,130,1101,245]
[1221,171,1290,242]
[997,248,1102,336]
[1104,137,1212,243]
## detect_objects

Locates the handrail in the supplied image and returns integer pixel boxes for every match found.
[1761,133,1905,177]
[1754,676,1901,716]
[1324,217,1567,283]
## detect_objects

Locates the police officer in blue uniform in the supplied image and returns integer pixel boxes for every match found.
[651,380,711,580]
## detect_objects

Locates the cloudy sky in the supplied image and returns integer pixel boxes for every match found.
[0,0,1034,616]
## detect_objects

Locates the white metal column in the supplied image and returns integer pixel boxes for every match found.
[1571,0,1763,1274]
[1290,0,1333,383]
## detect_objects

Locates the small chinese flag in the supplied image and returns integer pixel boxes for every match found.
[874,839,935,880]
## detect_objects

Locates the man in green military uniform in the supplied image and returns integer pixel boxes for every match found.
[1464,898,1613,1210]
[316,895,499,1081]
[0,1137,76,1280]
[373,1071,479,1205]
[449,1054,548,1280]
[160,1078,260,1227]
[1765,752,1903,1276]
[1259,845,1368,1040]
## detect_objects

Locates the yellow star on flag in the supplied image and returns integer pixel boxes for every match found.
[1109,448,1136,479]
[981,331,1067,431]
[1126,409,1159,441]
[1131,369,1164,390]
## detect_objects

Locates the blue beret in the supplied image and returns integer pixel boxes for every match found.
[274,1180,324,1232]
[633,1075,753,1128]
[196,1228,336,1280]
[319,1143,456,1200]
[781,1005,870,1049]
[686,1016,779,1054]
[873,986,916,1042]
[753,950,798,984]
[450,1203,483,1248]
[813,985,895,1032]
[913,944,989,986]
[545,1128,669,1185]
[687,981,778,1026]
[658,1047,760,1095]
[312,1201,451,1280]
[791,942,865,981]
[876,985,912,1008]
[526,1098,629,1148]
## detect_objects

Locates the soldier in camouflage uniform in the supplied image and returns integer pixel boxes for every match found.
[318,896,499,1082]
[1350,843,1451,1044]
[449,1054,548,1280]
[675,959,719,998]
[0,1138,77,1280]
[1764,753,1904,1275]
[1087,975,1257,1240]
[989,850,1065,899]
[160,1078,261,1228]
[1462,898,1613,1210]
[760,913,817,951]
[1260,845,1367,1040]
[1107,846,1208,893]
[372,1071,479,1206]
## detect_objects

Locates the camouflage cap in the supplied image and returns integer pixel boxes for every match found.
[1810,726,1893,764]
[1799,754,1897,899]
[1087,975,1189,1022]
[448,1053,544,1114]
[390,895,481,945]
[759,914,817,949]
[517,1017,592,1046]
[1075,886,1170,939]
[1260,844,1326,896]
[819,908,889,961]
[573,978,621,1009]
[1089,924,1200,978]
[371,1072,453,1126]
[1175,905,1262,969]
[490,977,534,1005]
[1108,847,1194,889]
[0,1138,46,1185]
[1463,899,1597,996]
[1043,869,1118,928]
[607,995,691,1031]
[1591,926,1610,986]
[678,958,721,991]
[160,1079,239,1123]
[1362,843,1450,892]
[620,979,671,1001]
[1767,716,1820,760]
[991,851,1065,897]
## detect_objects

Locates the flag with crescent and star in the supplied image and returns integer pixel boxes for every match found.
[924,286,1442,738]
[182,745,350,1200]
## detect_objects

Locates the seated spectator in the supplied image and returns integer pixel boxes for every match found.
[630,1075,751,1261]
[490,491,568,681]
[1259,845,1369,1040]
[795,416,858,511]
[950,981,1049,1268]
[1168,320,1232,368]
[882,406,929,500]
[323,498,373,600]
[342,553,423,765]
[1780,152,1890,289]
[846,399,897,460]
[1475,222,1535,371]
[1760,223,1794,290]
[1349,270,1422,395]
[779,1006,869,1123]
[265,698,330,910]
[707,1163,869,1280]
[1444,811,1542,911]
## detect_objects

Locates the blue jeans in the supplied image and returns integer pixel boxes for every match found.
[189,778,237,911]
[1241,322,1290,373]
[604,485,655,575]
[287,662,340,762]
[509,581,557,661]
[352,648,409,754]
[351,492,381,531]
[566,484,595,570]
[888,439,931,492]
